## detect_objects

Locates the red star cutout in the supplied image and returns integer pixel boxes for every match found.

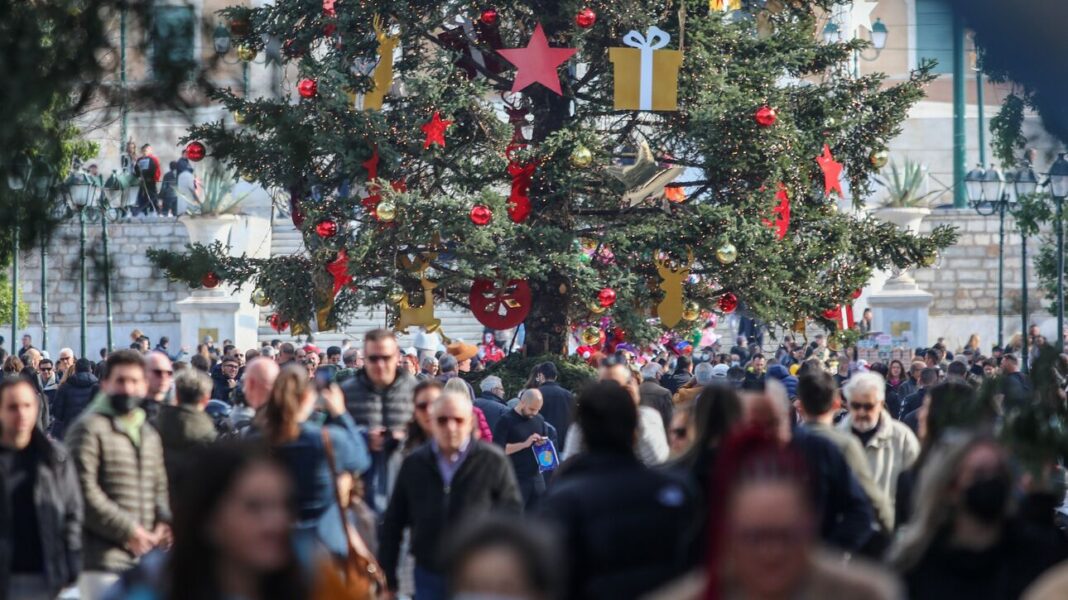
[421,112,453,149]
[326,249,355,296]
[815,144,844,197]
[497,23,577,96]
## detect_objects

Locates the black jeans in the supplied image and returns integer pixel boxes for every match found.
[136,181,158,216]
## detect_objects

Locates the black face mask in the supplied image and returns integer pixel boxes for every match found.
[963,476,1010,523]
[108,393,142,415]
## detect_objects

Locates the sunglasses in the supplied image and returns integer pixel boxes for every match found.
[152,368,174,377]
[435,415,465,426]
[40,367,53,372]
[849,402,877,412]
[366,354,395,363]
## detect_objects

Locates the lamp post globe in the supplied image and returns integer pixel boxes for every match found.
[870,18,889,50]
[965,163,985,203]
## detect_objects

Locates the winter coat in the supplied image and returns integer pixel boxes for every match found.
[639,381,674,435]
[210,372,236,404]
[837,414,920,512]
[155,404,217,487]
[660,370,692,395]
[802,422,894,532]
[538,451,697,600]
[767,364,799,399]
[380,441,521,590]
[790,428,874,552]
[340,368,416,430]
[50,372,99,440]
[64,398,170,573]
[474,392,510,431]
[537,381,575,444]
[0,429,83,599]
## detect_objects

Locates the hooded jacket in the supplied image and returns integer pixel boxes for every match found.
[50,371,99,440]
[767,364,799,399]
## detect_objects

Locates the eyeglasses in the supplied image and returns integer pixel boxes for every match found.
[152,368,174,377]
[435,415,465,426]
[415,402,431,412]
[40,367,53,372]
[366,354,396,363]
[849,402,877,412]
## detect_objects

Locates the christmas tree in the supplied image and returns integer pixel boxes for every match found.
[149,0,956,354]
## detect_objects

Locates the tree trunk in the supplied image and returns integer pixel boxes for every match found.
[522,34,573,356]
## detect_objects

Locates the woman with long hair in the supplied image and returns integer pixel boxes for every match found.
[670,384,743,488]
[964,333,981,353]
[164,443,306,600]
[887,359,906,388]
[257,365,370,560]
[2,355,23,376]
[890,434,1066,599]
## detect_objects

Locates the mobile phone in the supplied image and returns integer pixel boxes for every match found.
[314,368,333,391]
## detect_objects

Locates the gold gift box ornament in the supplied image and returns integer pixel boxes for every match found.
[608,26,683,112]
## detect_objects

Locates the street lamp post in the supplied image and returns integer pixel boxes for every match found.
[966,164,1009,348]
[102,171,129,353]
[1015,162,1040,373]
[6,157,32,355]
[1048,153,1068,350]
[63,172,96,358]
[31,164,57,354]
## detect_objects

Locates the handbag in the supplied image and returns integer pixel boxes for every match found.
[319,427,387,599]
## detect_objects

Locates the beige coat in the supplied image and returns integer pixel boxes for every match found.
[837,414,919,509]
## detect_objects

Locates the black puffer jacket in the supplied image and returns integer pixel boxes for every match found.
[50,372,98,440]
[0,429,83,600]
[340,368,416,429]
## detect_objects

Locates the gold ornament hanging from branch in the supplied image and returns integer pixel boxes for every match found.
[607,141,684,207]
[394,240,446,339]
[654,249,693,328]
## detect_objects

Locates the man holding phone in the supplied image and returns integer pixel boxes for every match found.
[340,329,417,510]
[492,388,551,509]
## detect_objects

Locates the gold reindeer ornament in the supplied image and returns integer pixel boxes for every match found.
[654,250,693,328]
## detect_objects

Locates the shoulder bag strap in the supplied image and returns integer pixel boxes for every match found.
[320,427,386,584]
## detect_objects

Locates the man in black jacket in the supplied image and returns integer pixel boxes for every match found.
[380,389,521,600]
[0,377,83,599]
[660,355,692,395]
[534,362,574,443]
[539,380,696,600]
[474,375,509,431]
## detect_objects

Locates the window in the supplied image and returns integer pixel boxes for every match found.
[915,0,953,74]
[150,4,197,78]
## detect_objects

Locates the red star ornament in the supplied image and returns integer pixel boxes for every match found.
[497,23,577,96]
[326,250,355,296]
[815,144,844,197]
[421,112,453,149]
[761,183,791,241]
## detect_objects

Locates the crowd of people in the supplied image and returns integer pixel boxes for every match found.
[2,324,1068,600]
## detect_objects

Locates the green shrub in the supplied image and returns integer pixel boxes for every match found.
[463,353,596,399]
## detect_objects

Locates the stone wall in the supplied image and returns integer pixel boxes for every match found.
[911,209,1051,350]
[14,219,191,356]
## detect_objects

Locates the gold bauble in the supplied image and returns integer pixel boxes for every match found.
[581,325,602,346]
[233,110,246,125]
[588,301,606,315]
[236,45,257,62]
[251,289,271,307]
[376,200,397,222]
[241,170,256,181]
[869,149,889,169]
[920,252,938,267]
[570,145,593,168]
[682,302,701,322]
[715,242,738,265]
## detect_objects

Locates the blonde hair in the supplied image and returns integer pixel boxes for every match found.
[443,377,474,401]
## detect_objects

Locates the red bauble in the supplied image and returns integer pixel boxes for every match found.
[184,141,206,162]
[822,306,842,320]
[597,287,617,308]
[469,278,532,330]
[718,292,738,314]
[315,219,338,239]
[852,288,863,300]
[754,105,777,127]
[470,205,493,226]
[268,313,290,333]
[575,7,597,28]
[480,8,498,25]
[201,272,221,289]
[297,78,318,98]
